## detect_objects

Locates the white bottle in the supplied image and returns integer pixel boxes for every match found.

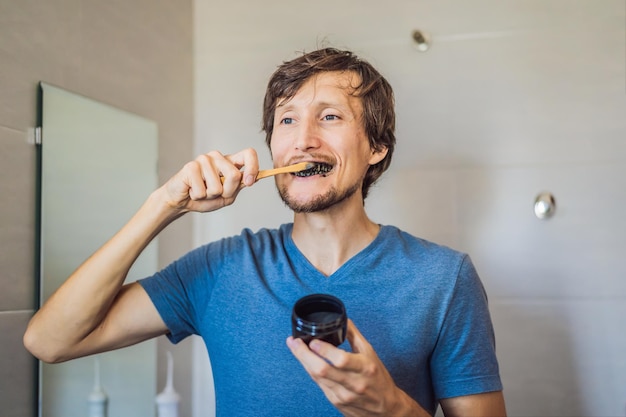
[156,351,180,417]
[88,357,108,417]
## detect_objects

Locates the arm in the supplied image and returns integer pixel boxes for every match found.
[24,149,259,363]
[440,391,506,417]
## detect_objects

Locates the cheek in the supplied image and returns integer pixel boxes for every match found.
[269,136,288,161]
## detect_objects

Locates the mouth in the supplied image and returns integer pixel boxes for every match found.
[293,162,334,177]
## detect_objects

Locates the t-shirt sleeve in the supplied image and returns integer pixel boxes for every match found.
[430,255,503,399]
[139,244,214,344]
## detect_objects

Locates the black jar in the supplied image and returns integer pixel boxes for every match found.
[291,293,347,346]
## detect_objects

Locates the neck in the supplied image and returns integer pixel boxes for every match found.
[291,196,380,276]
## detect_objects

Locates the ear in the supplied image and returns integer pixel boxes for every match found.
[368,146,388,166]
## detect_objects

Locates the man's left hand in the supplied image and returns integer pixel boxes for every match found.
[286,319,428,417]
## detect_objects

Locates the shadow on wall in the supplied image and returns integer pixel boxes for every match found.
[490,299,585,416]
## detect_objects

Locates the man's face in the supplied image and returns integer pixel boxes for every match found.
[270,71,387,213]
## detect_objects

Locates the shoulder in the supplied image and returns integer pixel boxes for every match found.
[379,225,468,268]
[200,224,289,249]
[195,224,292,265]
[220,224,290,250]
[378,226,484,298]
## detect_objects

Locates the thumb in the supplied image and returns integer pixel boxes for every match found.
[345,319,373,354]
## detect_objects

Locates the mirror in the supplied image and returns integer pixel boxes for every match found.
[37,83,158,417]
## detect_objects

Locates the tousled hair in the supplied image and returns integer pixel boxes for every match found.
[262,48,396,200]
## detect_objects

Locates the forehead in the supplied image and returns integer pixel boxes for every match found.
[276,71,363,109]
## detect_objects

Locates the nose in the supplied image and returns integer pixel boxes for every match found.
[293,117,321,152]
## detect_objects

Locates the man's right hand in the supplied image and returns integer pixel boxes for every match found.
[161,148,260,214]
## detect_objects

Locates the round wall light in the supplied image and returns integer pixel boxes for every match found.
[534,192,556,219]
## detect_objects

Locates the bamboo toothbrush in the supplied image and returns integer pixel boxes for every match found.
[220,161,315,184]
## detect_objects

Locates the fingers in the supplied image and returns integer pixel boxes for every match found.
[286,335,357,381]
[196,148,259,196]
[288,324,402,415]
[287,336,338,376]
[227,147,259,186]
[286,320,368,375]
[344,319,372,356]
[308,320,372,374]
[287,320,385,388]
[164,148,259,212]
[287,332,383,413]
[286,337,354,404]
[194,152,238,197]
[286,336,325,368]
[286,336,348,395]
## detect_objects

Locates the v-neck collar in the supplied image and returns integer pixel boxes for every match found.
[281,223,386,282]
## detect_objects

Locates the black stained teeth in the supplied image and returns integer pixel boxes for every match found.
[294,163,333,177]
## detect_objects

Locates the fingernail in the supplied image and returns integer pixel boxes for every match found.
[309,339,321,351]
[245,175,255,186]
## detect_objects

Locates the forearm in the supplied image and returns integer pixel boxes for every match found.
[24,188,182,361]
[388,387,432,417]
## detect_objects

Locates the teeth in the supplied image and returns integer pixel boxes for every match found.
[294,163,333,177]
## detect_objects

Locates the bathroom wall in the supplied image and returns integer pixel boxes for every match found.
[0,1,194,416]
[194,0,626,416]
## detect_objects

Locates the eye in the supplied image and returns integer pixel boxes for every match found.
[323,114,340,121]
[281,117,294,125]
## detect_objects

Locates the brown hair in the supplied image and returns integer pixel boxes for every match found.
[262,48,396,200]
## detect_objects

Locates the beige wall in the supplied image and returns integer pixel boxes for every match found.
[194,1,626,416]
[0,1,194,416]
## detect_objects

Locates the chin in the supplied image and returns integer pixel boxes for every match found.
[279,183,359,213]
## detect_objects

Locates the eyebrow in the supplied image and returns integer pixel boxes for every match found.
[276,100,354,114]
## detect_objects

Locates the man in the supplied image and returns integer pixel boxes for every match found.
[24,48,506,416]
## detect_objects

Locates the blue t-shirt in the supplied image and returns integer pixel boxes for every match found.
[140,224,502,416]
